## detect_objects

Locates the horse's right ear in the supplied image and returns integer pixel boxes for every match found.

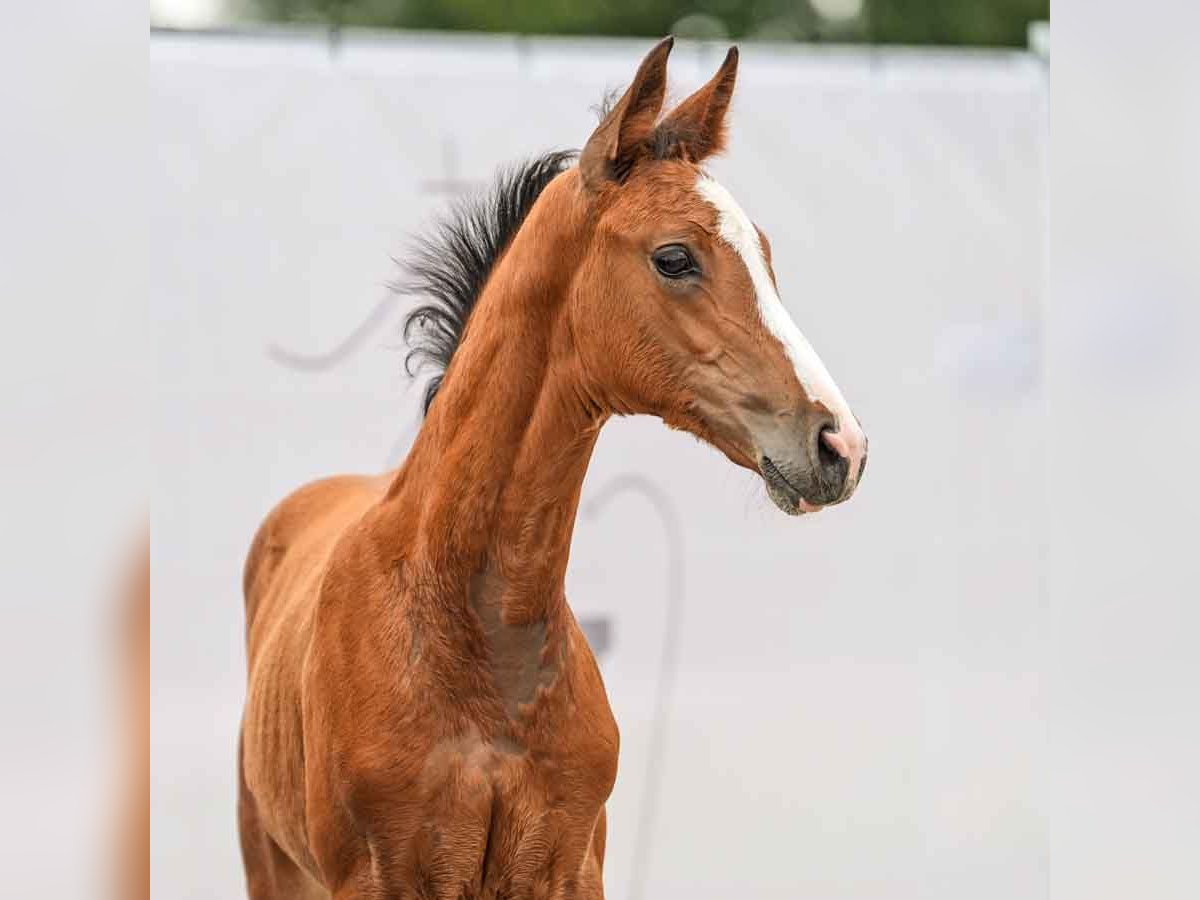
[580,36,673,191]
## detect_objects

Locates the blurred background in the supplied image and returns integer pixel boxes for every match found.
[152,0,1048,46]
[143,2,1196,900]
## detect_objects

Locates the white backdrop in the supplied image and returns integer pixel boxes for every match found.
[151,30,1049,899]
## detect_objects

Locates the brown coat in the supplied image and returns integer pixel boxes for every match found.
[237,38,864,899]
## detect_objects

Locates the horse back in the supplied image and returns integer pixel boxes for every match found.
[243,473,388,636]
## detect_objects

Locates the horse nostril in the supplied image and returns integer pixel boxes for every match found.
[816,425,841,466]
[816,425,849,490]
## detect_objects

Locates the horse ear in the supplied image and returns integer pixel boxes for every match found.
[580,36,674,190]
[656,46,738,162]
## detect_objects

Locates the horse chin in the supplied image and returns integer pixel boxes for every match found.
[763,481,824,516]
[759,456,824,516]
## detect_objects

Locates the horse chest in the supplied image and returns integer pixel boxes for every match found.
[398,632,618,892]
[389,730,611,897]
[312,571,618,893]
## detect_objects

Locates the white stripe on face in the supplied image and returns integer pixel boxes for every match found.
[695,174,866,475]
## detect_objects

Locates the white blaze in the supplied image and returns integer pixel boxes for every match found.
[695,173,867,474]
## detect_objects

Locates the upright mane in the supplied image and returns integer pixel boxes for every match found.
[401,149,577,415]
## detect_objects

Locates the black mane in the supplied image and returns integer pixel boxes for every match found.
[401,149,577,415]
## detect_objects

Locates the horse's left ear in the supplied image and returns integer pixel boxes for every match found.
[580,36,674,190]
[657,46,739,162]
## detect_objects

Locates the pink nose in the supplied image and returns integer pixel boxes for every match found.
[819,421,867,495]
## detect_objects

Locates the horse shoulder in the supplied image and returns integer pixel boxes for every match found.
[239,474,389,877]
[298,507,438,889]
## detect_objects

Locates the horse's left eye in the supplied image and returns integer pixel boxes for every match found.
[653,245,697,279]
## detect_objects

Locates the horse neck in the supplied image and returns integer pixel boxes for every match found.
[384,174,603,624]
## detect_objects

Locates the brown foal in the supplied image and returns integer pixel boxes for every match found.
[238,38,867,899]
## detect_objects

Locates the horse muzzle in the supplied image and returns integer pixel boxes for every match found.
[757,418,867,515]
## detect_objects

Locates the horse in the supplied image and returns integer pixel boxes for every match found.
[238,36,867,899]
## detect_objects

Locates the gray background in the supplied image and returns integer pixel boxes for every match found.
[151,30,1059,899]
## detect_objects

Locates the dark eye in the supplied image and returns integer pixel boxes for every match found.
[652,244,697,279]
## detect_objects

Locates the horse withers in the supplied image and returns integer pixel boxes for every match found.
[239,37,866,899]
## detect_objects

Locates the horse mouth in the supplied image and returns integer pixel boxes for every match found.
[760,456,823,516]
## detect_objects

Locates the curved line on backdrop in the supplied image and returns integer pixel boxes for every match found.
[581,474,686,900]
[266,294,395,372]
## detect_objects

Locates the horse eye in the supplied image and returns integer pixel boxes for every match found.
[653,245,697,279]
